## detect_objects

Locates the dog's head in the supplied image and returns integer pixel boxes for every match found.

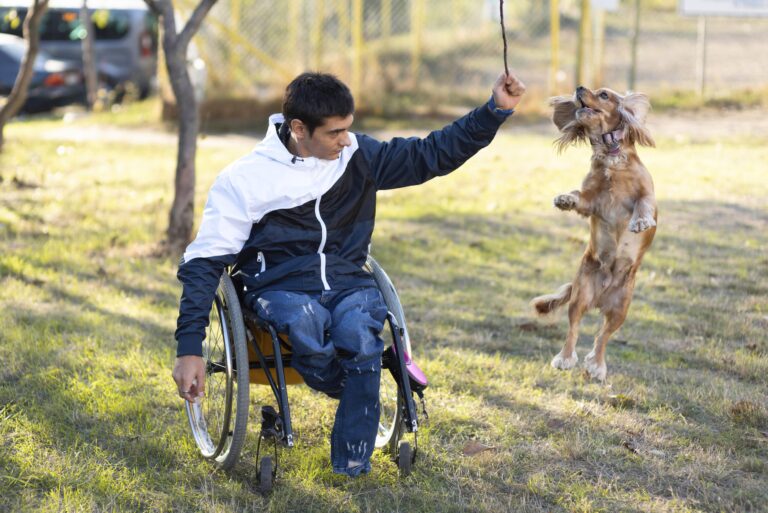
[550,86,654,153]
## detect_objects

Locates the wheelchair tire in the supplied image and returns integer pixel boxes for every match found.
[258,456,274,494]
[366,257,412,354]
[397,441,413,477]
[185,273,250,470]
[367,257,408,455]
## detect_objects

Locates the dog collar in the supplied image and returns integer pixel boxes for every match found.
[591,128,624,156]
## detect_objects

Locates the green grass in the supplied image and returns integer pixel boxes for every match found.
[651,87,768,111]
[1,108,767,513]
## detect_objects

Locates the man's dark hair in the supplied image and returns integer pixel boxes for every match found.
[282,72,354,135]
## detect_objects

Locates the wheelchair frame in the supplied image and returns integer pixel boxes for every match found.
[184,256,423,491]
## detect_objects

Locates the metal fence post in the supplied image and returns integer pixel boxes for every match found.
[550,0,560,96]
[352,0,363,105]
[411,0,424,88]
[628,0,641,91]
[288,0,301,73]
[230,0,241,84]
[576,0,591,87]
[313,0,326,70]
[382,0,391,39]
[593,6,605,87]
[695,16,707,97]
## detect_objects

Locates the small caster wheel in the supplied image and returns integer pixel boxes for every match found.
[258,456,274,494]
[397,441,412,477]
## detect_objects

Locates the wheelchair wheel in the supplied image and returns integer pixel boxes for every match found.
[367,256,408,455]
[397,441,413,477]
[258,456,274,494]
[185,273,250,470]
[376,348,403,454]
[366,256,412,354]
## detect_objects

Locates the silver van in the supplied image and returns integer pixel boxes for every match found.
[0,0,157,98]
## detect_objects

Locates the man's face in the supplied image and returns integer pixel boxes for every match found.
[294,115,353,160]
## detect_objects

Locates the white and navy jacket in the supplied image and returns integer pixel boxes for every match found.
[176,102,511,356]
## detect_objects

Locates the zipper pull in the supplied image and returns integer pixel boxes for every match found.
[256,251,266,275]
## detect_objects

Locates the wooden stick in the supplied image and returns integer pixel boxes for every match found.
[500,0,509,76]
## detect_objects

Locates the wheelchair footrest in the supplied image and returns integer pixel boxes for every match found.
[382,346,428,394]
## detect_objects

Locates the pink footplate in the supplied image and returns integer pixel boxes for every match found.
[399,346,428,387]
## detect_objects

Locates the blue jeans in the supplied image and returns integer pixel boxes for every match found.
[251,287,387,477]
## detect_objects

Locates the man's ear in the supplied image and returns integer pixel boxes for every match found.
[290,119,308,140]
[550,95,578,131]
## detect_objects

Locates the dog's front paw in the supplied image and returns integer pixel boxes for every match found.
[554,194,577,211]
[551,351,578,370]
[629,216,656,233]
[584,351,607,381]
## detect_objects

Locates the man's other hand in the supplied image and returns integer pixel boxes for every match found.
[492,71,526,111]
[172,355,206,403]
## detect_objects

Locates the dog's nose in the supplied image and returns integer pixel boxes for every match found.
[576,86,586,94]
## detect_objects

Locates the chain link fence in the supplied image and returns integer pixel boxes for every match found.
[176,0,768,115]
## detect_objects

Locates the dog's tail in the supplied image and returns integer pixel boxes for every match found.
[531,283,572,316]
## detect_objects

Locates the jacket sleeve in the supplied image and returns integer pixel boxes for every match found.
[356,102,510,190]
[174,174,252,357]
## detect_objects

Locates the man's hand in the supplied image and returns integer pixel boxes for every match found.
[172,355,206,403]
[492,71,526,111]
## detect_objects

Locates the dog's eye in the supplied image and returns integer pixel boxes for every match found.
[599,92,609,100]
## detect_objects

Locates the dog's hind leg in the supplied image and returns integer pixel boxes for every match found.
[585,277,635,380]
[585,311,626,381]
[551,283,591,371]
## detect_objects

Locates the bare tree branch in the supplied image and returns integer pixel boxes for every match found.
[143,0,161,16]
[177,0,217,53]
[0,0,50,148]
[146,0,175,37]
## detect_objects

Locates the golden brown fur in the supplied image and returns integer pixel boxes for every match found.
[532,86,657,381]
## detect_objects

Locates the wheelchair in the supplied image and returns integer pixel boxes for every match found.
[184,255,427,492]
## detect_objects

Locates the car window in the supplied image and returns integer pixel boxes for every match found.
[0,8,24,37]
[0,7,132,41]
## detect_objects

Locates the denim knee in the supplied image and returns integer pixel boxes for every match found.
[329,288,387,368]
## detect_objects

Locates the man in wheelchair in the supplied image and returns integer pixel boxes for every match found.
[172,70,525,476]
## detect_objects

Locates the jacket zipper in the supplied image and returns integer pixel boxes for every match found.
[314,195,330,290]
[255,251,266,275]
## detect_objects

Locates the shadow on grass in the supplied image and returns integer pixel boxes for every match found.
[2,187,767,511]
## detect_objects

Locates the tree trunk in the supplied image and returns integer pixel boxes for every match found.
[145,0,217,255]
[165,49,199,254]
[80,0,99,110]
[0,0,50,151]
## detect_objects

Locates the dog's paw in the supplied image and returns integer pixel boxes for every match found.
[629,216,656,233]
[551,351,578,370]
[554,194,577,211]
[584,351,607,381]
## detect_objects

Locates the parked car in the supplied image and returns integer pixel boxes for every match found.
[0,0,158,98]
[0,33,84,112]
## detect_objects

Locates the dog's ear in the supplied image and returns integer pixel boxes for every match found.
[550,96,587,153]
[619,93,655,147]
[550,95,577,131]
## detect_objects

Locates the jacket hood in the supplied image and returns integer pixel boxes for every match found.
[253,113,345,169]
